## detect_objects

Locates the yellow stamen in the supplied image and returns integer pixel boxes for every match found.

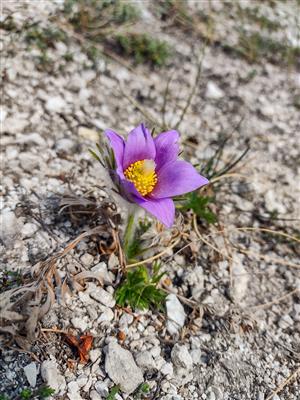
[124,159,157,196]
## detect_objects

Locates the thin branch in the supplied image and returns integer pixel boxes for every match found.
[193,214,235,262]
[265,366,300,400]
[161,71,175,129]
[174,46,206,130]
[204,226,300,245]
[118,84,158,126]
[126,238,181,269]
[233,246,300,269]
[249,288,299,310]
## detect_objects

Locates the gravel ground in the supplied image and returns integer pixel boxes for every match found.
[1,1,300,400]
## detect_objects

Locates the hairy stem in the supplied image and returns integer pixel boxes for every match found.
[123,213,136,260]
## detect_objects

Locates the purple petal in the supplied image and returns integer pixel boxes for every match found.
[105,129,125,172]
[154,130,179,171]
[123,124,156,170]
[135,197,175,228]
[119,178,144,202]
[152,160,209,198]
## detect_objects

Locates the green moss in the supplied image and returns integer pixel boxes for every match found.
[115,33,171,66]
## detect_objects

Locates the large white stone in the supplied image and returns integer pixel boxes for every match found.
[135,351,156,371]
[0,209,21,246]
[171,344,193,370]
[71,317,88,332]
[205,81,224,99]
[23,362,37,387]
[166,294,186,335]
[41,359,66,393]
[45,96,67,113]
[105,342,143,394]
[90,288,116,308]
[21,222,39,239]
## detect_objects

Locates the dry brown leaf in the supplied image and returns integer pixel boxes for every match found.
[65,333,94,364]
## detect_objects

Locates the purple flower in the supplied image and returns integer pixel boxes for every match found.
[105,123,209,227]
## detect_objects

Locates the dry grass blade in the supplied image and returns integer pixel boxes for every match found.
[56,19,134,71]
[174,47,206,129]
[211,226,300,243]
[195,222,300,269]
[209,173,248,184]
[233,246,300,269]
[193,214,235,262]
[126,237,181,269]
[118,84,158,126]
[0,226,105,349]
[265,366,300,400]
[249,288,299,310]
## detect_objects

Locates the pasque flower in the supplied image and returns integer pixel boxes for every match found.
[105,123,209,227]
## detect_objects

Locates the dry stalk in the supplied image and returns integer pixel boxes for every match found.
[0,226,106,349]
[265,366,300,400]
[125,237,181,269]
[192,214,235,263]
[249,288,299,310]
[233,246,300,269]
[209,173,248,184]
[118,84,158,127]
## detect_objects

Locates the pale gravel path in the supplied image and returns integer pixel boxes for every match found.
[1,1,299,399]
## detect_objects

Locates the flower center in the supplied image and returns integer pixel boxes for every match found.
[124,159,157,196]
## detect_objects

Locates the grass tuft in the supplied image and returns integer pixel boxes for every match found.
[64,0,140,28]
[115,33,171,66]
[235,31,300,66]
[25,26,67,50]
[237,5,282,31]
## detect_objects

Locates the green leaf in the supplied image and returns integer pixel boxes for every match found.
[88,148,102,164]
[134,382,151,399]
[106,385,120,400]
[20,389,32,400]
[115,265,166,311]
[182,192,217,224]
[38,386,55,399]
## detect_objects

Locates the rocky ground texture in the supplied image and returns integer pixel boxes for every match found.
[1,1,300,400]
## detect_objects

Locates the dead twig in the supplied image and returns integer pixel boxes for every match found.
[249,288,299,310]
[193,214,235,263]
[118,84,158,126]
[126,237,181,269]
[174,46,206,130]
[265,366,300,400]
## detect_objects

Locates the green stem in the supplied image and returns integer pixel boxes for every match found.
[123,213,135,260]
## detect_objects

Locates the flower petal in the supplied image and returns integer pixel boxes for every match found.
[154,130,179,171]
[152,160,209,198]
[135,197,175,228]
[120,178,144,202]
[105,129,125,172]
[123,124,156,170]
